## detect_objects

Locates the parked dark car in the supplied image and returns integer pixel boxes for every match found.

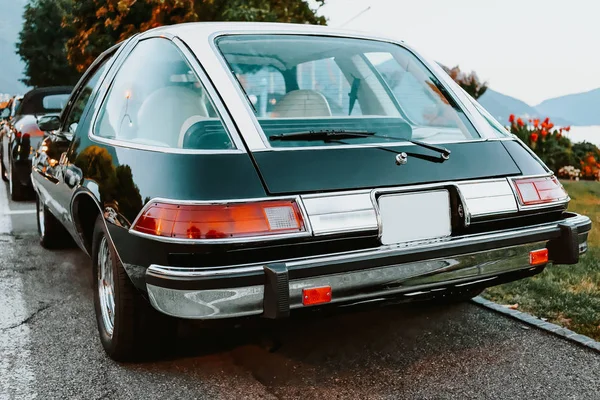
[31,23,591,361]
[1,87,72,200]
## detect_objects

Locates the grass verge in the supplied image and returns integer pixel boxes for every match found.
[483,180,600,340]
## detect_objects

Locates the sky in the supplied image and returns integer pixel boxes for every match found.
[312,0,600,105]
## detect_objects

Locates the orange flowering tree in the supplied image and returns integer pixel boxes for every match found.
[508,115,600,180]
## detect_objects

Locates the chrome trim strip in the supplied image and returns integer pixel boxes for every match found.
[88,135,246,155]
[128,195,313,244]
[457,179,518,217]
[171,36,246,151]
[301,192,378,236]
[248,138,492,152]
[148,265,264,278]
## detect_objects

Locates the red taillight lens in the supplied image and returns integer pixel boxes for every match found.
[513,176,568,206]
[132,200,305,240]
[529,249,549,266]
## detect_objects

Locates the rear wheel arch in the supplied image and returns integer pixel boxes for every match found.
[72,191,103,255]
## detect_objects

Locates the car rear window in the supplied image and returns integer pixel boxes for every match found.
[95,38,234,150]
[216,35,480,148]
[42,94,69,111]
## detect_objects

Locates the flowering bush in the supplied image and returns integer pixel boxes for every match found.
[508,115,573,172]
[557,166,581,181]
[508,115,600,180]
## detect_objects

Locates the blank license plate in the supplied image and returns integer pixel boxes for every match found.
[378,190,451,245]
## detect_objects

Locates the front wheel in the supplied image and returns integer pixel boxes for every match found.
[92,216,176,361]
[36,194,70,248]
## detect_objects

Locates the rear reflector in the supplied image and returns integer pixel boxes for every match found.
[132,200,305,240]
[529,249,549,266]
[302,286,332,306]
[513,176,568,206]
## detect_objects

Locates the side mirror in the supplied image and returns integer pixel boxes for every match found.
[0,108,9,120]
[38,115,61,132]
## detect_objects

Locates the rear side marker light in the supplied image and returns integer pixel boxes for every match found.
[302,286,332,306]
[513,176,568,206]
[132,200,305,239]
[529,249,549,266]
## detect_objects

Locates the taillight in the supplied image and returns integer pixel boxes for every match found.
[513,176,568,206]
[131,200,306,240]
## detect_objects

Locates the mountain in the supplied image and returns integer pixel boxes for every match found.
[477,88,573,126]
[536,88,600,126]
[0,0,29,95]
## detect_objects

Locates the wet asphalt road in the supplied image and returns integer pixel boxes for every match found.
[1,184,600,399]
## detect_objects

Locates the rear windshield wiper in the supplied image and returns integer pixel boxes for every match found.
[269,130,451,160]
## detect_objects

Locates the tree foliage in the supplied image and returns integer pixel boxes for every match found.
[16,0,80,87]
[65,0,326,73]
[440,64,488,99]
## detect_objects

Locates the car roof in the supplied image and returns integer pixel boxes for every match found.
[140,22,403,44]
[24,86,73,96]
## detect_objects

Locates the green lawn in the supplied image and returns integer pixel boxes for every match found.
[483,180,600,340]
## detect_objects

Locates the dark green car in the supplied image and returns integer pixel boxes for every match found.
[31,23,591,361]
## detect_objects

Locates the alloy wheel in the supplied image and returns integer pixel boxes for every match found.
[97,237,115,337]
[37,197,45,237]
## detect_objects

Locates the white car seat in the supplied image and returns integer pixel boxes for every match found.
[136,86,208,147]
[273,89,332,118]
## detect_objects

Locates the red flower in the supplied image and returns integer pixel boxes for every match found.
[543,117,550,124]
[530,133,539,142]
[517,118,524,127]
[547,123,554,130]
[533,119,540,128]
[556,132,562,139]
[541,129,548,137]
[509,114,515,123]
[565,126,571,132]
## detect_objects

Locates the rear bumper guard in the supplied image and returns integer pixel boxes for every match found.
[145,213,591,320]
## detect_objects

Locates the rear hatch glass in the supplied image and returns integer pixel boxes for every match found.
[216,35,521,193]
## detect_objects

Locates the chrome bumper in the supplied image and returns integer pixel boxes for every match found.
[145,214,591,320]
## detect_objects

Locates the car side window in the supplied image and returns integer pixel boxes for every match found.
[95,38,234,150]
[65,59,110,135]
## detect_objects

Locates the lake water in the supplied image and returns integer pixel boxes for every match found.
[563,126,600,146]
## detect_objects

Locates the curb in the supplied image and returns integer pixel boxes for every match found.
[472,296,600,353]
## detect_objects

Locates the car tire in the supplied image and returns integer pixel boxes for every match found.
[92,215,176,362]
[9,164,23,201]
[36,193,70,249]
